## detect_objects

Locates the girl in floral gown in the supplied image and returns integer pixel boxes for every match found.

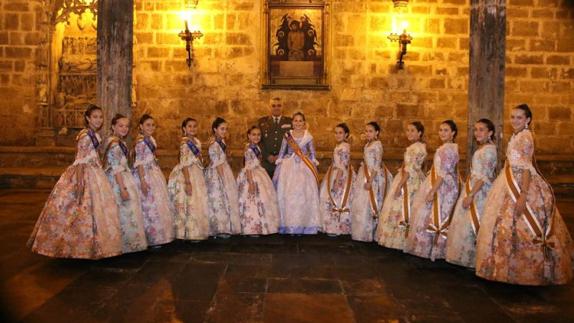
[133,114,175,246]
[476,104,572,285]
[28,104,123,259]
[405,120,460,261]
[103,114,148,254]
[446,119,497,268]
[237,126,280,236]
[205,117,241,237]
[350,122,393,242]
[274,112,321,234]
[167,118,210,241]
[376,121,427,250]
[319,123,355,236]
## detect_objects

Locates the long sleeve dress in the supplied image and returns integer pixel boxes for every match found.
[405,143,460,261]
[376,141,427,250]
[475,130,572,285]
[103,137,148,253]
[237,143,280,235]
[350,140,393,242]
[445,144,497,268]
[205,139,241,235]
[132,135,175,246]
[319,142,355,235]
[167,137,210,240]
[28,129,123,259]
[274,130,321,234]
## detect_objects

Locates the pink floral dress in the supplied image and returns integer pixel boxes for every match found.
[405,143,460,261]
[319,142,355,235]
[376,141,427,250]
[446,144,497,268]
[104,137,148,253]
[28,129,123,259]
[132,135,175,246]
[237,144,280,235]
[476,130,572,285]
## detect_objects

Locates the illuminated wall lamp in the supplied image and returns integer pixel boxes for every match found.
[387,0,412,70]
[179,0,203,68]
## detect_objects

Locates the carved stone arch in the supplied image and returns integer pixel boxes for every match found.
[36,0,99,146]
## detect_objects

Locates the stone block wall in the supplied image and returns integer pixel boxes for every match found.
[504,0,574,153]
[0,0,42,145]
[0,0,572,158]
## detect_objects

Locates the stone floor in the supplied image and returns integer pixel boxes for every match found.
[1,190,574,323]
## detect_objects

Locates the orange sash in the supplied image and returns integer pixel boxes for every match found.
[426,165,460,244]
[399,171,411,232]
[285,134,320,185]
[465,178,481,236]
[504,163,554,255]
[325,163,353,220]
[364,163,390,217]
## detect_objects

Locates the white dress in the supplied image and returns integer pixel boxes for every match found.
[274,130,321,234]
[167,137,210,240]
[205,139,241,235]
[237,144,280,235]
[319,142,355,235]
[350,140,393,242]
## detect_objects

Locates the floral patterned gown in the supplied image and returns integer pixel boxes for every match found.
[237,144,280,235]
[205,139,241,235]
[103,136,148,253]
[274,130,321,234]
[376,141,427,250]
[28,129,123,259]
[167,137,210,240]
[446,144,497,268]
[405,143,460,260]
[350,140,393,242]
[319,142,355,235]
[476,130,572,285]
[132,135,175,246]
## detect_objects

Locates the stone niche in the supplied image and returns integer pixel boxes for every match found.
[36,0,98,147]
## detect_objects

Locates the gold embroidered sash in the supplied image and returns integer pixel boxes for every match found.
[325,163,353,220]
[285,134,320,185]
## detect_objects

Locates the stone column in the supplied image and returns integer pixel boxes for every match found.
[97,0,134,130]
[467,0,506,170]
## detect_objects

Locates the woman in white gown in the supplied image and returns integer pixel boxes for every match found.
[274,112,321,235]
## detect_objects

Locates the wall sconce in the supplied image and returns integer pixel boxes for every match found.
[387,0,412,70]
[179,0,203,68]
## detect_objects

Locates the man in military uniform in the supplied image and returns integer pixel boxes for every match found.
[258,97,292,178]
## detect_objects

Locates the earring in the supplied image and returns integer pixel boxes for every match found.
[525,123,529,129]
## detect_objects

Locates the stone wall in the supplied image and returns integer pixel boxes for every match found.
[0,0,572,157]
[0,0,42,145]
